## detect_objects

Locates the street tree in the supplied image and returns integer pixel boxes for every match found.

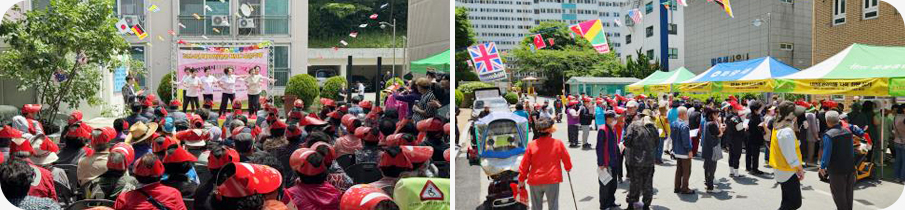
[454,7,479,84]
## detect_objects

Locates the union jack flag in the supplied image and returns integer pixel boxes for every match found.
[467,42,505,73]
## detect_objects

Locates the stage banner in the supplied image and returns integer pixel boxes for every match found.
[177,49,269,102]
[775,78,887,96]
[714,79,774,93]
[677,82,712,93]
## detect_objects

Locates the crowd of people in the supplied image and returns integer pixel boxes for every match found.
[0,73,452,210]
[509,92,904,210]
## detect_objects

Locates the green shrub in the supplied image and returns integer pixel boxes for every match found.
[456,82,494,95]
[321,76,347,100]
[157,72,173,104]
[503,92,518,104]
[385,77,404,88]
[285,74,320,110]
[455,89,464,107]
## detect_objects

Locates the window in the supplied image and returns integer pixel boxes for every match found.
[669,0,677,11]
[179,0,231,35]
[646,49,654,60]
[863,0,878,19]
[625,34,631,44]
[645,2,653,14]
[779,43,794,51]
[624,14,635,26]
[668,23,677,35]
[31,0,49,10]
[129,46,147,87]
[646,26,653,37]
[833,0,846,25]
[237,0,290,35]
[780,0,793,3]
[115,0,147,28]
[273,46,289,86]
[668,48,678,59]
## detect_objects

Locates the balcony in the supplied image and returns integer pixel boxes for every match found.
[178,15,289,36]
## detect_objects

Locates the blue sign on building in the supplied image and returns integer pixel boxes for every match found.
[113,66,127,93]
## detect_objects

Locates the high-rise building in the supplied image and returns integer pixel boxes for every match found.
[813,0,904,64]
[618,0,684,71]
[684,0,812,73]
[455,0,627,57]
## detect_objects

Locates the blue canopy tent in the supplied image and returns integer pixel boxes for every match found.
[676,57,799,93]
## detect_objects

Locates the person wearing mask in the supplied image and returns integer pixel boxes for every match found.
[769,101,805,210]
[819,111,856,210]
[579,99,595,149]
[219,67,239,116]
[726,101,746,177]
[0,160,62,210]
[201,67,217,103]
[181,67,202,112]
[597,111,620,209]
[671,106,694,194]
[623,110,658,210]
[701,108,724,193]
[284,148,342,209]
[567,100,581,148]
[518,117,572,210]
[747,101,767,175]
[85,143,138,200]
[194,145,240,210]
[114,153,187,210]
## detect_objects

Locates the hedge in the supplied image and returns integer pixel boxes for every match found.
[455,89,464,107]
[157,72,173,104]
[285,74,320,110]
[456,82,494,96]
[503,92,518,104]
[322,76,347,100]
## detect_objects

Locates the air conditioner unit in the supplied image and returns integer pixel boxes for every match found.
[122,15,140,26]
[238,18,255,28]
[211,15,229,26]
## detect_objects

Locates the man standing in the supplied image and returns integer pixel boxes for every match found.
[597,111,620,209]
[819,111,855,210]
[580,99,595,149]
[623,110,658,210]
[122,75,142,105]
[519,117,572,210]
[671,107,694,194]
[747,101,766,175]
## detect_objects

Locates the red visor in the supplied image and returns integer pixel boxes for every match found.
[294,99,305,108]
[208,147,240,170]
[22,104,42,114]
[359,100,372,109]
[0,125,23,139]
[10,138,34,155]
[402,146,433,164]
[290,148,327,176]
[340,184,393,210]
[216,163,283,198]
[68,110,83,125]
[169,100,182,107]
[133,157,165,177]
[163,147,198,163]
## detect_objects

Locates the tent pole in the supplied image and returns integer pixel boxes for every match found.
[880,98,886,181]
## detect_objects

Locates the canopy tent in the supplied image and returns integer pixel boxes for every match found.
[775,44,905,96]
[677,56,799,93]
[410,49,450,74]
[626,67,696,93]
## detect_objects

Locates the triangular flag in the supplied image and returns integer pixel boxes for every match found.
[359,24,368,28]
[157,35,164,41]
[212,28,221,33]
[193,13,201,20]
[370,14,378,19]
[131,24,147,40]
[340,40,348,46]
[533,34,546,49]
[178,23,186,28]
[349,31,358,38]
[715,0,734,18]
[148,4,160,13]
[380,3,389,9]
[662,1,670,10]
[547,38,555,46]
[201,35,209,39]
[678,0,688,7]
[204,5,213,12]
[614,18,622,27]
[115,18,130,34]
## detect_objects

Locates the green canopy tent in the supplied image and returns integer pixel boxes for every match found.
[410,49,450,74]
[776,43,905,96]
[626,67,696,93]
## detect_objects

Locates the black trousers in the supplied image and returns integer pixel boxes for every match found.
[219,93,235,115]
[203,94,214,103]
[599,175,617,208]
[248,94,261,114]
[703,160,717,189]
[729,138,744,169]
[779,174,802,210]
[183,95,200,112]
[568,124,579,145]
[829,172,855,210]
[746,140,762,171]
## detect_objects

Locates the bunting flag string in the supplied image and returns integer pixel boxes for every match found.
[176,40,274,53]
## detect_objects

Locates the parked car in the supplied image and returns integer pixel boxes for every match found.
[471,87,510,119]
[349,75,373,92]
[314,69,336,86]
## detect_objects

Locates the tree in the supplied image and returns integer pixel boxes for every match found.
[285,74,320,110]
[0,0,135,123]
[511,21,624,95]
[454,7,479,84]
[623,49,660,79]
[308,0,408,48]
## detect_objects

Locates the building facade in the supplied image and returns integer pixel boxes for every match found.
[684,0,812,73]
[813,0,904,64]
[618,0,684,71]
[455,0,627,57]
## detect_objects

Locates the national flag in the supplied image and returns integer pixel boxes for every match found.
[212,28,221,33]
[678,0,688,6]
[349,31,358,38]
[547,38,555,46]
[168,30,176,36]
[370,14,378,19]
[340,40,349,46]
[148,4,160,12]
[662,1,671,10]
[467,42,505,74]
[628,9,642,23]
[570,19,610,54]
[715,0,734,18]
[193,13,201,20]
[533,34,546,49]
[359,23,368,28]
[204,5,213,12]
[614,18,622,27]
[178,23,186,28]
[131,24,147,40]
[115,18,130,34]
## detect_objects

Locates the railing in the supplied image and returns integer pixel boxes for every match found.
[177,15,289,36]
[237,15,290,36]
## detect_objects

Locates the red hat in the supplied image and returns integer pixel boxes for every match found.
[382,133,403,147]
[143,96,154,107]
[327,110,342,120]
[215,163,283,198]
[309,141,336,165]
[288,111,304,120]
[91,127,117,146]
[231,126,247,137]
[354,127,373,140]
[290,148,327,176]
[259,97,269,105]
[596,98,604,105]
[568,101,579,106]
[270,120,287,130]
[191,115,204,128]
[339,105,349,113]
[443,149,451,162]
[132,156,165,177]
[233,100,243,110]
[68,110,83,125]
[681,96,690,101]
[66,123,93,139]
[567,95,576,100]
[204,100,215,107]
[169,100,182,107]
[402,146,433,164]
[175,129,209,147]
[22,104,42,114]
[208,147,241,170]
[616,94,628,102]
[444,123,450,135]
[730,101,745,111]
[108,143,135,170]
[533,104,542,109]
[822,100,838,109]
[321,98,336,107]
[10,138,34,155]
[416,118,444,132]
[614,107,626,115]
[728,95,738,102]
[359,100,373,109]
[795,100,811,109]
[294,99,305,108]
[163,147,198,163]
[156,107,168,118]
[0,125,23,139]
[340,184,393,210]
[606,98,617,107]
[634,94,647,100]
[366,106,383,120]
[151,135,178,153]
[582,97,591,102]
[30,135,59,163]
[286,125,303,138]
[341,114,359,128]
[379,148,412,169]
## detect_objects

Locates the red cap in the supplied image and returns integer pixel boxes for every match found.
[175,129,209,144]
[289,111,304,120]
[22,104,42,114]
[91,127,117,145]
[10,138,34,155]
[108,143,135,170]
[822,100,838,109]
[309,141,336,165]
[307,112,320,120]
[215,163,283,198]
[354,127,373,140]
[731,101,745,111]
[596,98,604,105]
[616,94,628,102]
[270,120,287,130]
[443,149,450,161]
[795,100,811,109]
[132,156,165,177]
[359,101,373,109]
[156,107,168,118]
[68,110,83,125]
[169,100,182,107]
[151,135,178,153]
[416,118,444,132]
[290,148,327,176]
[728,95,738,102]
[402,146,433,164]
[340,184,393,210]
[582,97,591,102]
[0,125,23,139]
[208,147,240,170]
[143,96,154,107]
[233,100,243,109]
[163,147,198,163]
[294,99,305,108]
[327,110,342,120]
[286,125,303,138]
[366,106,383,120]
[379,148,413,169]
[191,116,204,128]
[443,123,450,135]
[32,135,59,154]
[341,114,359,128]
[568,101,579,106]
[66,123,93,139]
[382,133,403,147]
[339,105,349,113]
[614,107,626,115]
[321,98,336,107]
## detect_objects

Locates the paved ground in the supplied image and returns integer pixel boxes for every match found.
[455,96,904,210]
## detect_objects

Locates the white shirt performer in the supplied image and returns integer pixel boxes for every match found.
[201,68,217,102]
[180,68,202,111]
[241,66,274,114]
[218,67,238,116]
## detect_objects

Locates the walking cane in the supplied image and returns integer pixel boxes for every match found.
[566,171,579,210]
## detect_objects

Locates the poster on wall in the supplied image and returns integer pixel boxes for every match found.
[113,66,127,93]
[177,49,269,102]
